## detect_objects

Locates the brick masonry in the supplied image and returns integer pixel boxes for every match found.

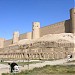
[0,8,75,60]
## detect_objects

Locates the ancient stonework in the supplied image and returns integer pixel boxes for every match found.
[0,8,75,60]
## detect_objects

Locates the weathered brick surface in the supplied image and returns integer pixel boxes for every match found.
[0,41,74,60]
[3,19,71,47]
[40,20,70,37]
[0,8,75,60]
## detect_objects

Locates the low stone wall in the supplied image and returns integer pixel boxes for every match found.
[0,41,74,60]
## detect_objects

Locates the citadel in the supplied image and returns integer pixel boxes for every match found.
[0,8,75,60]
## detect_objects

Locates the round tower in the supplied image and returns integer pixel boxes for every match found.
[0,38,5,48]
[32,22,40,39]
[70,8,75,33]
[13,31,19,44]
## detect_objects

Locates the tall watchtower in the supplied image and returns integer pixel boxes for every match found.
[70,8,75,33]
[0,38,5,48]
[32,22,40,39]
[13,31,19,44]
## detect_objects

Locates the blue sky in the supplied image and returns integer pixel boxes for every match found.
[0,0,74,40]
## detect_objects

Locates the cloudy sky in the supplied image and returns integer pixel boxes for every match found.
[0,0,74,39]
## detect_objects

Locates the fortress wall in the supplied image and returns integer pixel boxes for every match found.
[27,32,32,39]
[40,20,70,37]
[3,20,71,47]
[4,39,13,47]
[19,33,27,40]
[19,32,32,40]
[3,32,32,47]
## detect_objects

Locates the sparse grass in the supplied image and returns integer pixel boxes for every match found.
[0,59,56,66]
[0,62,8,65]
[0,61,42,66]
[68,60,75,63]
[2,65,75,75]
[17,61,42,66]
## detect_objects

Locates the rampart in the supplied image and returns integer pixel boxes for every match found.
[0,8,75,60]
[3,19,71,47]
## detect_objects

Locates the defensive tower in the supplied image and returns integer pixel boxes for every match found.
[70,8,75,33]
[13,31,19,44]
[0,38,5,48]
[32,22,40,39]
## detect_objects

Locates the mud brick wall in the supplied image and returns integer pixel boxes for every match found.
[40,20,70,37]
